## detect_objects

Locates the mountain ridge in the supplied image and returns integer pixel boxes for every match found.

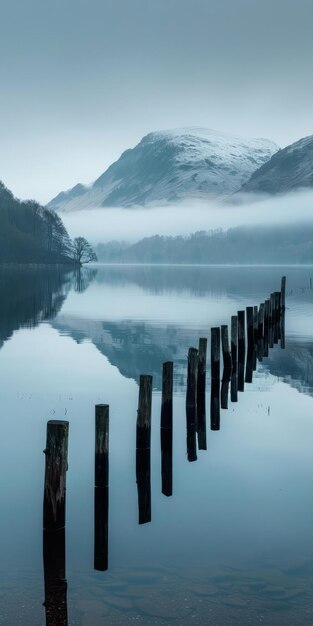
[48,127,279,211]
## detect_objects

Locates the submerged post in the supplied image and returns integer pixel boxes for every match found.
[221,325,231,409]
[210,328,220,430]
[43,420,69,626]
[230,315,238,403]
[186,348,198,461]
[197,338,207,450]
[281,276,286,311]
[161,362,173,496]
[94,404,109,571]
[136,375,153,524]
[237,311,245,392]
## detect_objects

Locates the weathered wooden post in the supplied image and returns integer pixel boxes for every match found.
[230,315,238,402]
[94,404,109,571]
[253,305,258,370]
[281,276,286,311]
[245,306,255,383]
[136,375,153,524]
[161,362,173,496]
[269,293,275,349]
[221,326,231,409]
[43,420,69,626]
[263,299,269,357]
[257,303,265,361]
[237,310,245,392]
[210,328,220,430]
[43,421,69,531]
[186,348,198,461]
[197,338,207,450]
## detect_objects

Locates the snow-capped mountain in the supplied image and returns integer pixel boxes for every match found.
[241,134,313,194]
[48,128,278,211]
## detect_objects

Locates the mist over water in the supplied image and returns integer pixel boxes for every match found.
[62,190,313,245]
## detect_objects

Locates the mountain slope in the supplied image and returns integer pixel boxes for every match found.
[48,128,278,211]
[241,134,313,194]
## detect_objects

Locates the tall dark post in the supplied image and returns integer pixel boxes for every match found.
[253,305,258,370]
[230,315,238,402]
[237,310,245,392]
[43,421,69,531]
[136,375,153,524]
[245,306,255,383]
[281,276,286,311]
[94,404,109,571]
[263,299,269,357]
[269,293,275,349]
[210,328,220,430]
[161,362,173,496]
[221,325,231,409]
[257,303,265,361]
[43,420,69,626]
[186,348,198,461]
[197,338,207,450]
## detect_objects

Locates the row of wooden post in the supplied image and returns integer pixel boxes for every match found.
[42,276,286,622]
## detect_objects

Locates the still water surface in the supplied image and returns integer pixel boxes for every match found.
[0,264,313,625]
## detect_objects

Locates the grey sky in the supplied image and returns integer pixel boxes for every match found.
[0,0,313,203]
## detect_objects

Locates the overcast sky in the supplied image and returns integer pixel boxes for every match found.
[1,0,313,203]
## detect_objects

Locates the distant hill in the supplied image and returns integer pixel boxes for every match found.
[0,181,74,264]
[48,128,278,211]
[96,224,313,265]
[241,134,313,194]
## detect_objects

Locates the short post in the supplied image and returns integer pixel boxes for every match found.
[186,348,198,461]
[237,310,245,392]
[161,362,173,496]
[230,315,238,402]
[210,328,220,430]
[197,338,207,450]
[94,404,109,571]
[136,375,153,524]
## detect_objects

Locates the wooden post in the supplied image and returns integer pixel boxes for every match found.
[253,305,258,345]
[245,306,255,382]
[210,328,220,430]
[231,316,238,402]
[161,362,173,496]
[186,348,198,461]
[246,307,254,349]
[43,420,69,625]
[136,375,152,524]
[197,338,207,450]
[237,311,245,392]
[221,325,232,381]
[221,326,231,409]
[94,404,109,571]
[281,276,286,311]
[43,421,69,531]
[280,308,286,349]
[43,529,68,626]
[257,303,265,361]
[263,299,269,357]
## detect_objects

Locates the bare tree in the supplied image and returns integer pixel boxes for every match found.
[72,236,98,265]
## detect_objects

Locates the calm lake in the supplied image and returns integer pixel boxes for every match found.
[0,264,313,626]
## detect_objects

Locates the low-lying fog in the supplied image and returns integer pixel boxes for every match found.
[62,190,313,244]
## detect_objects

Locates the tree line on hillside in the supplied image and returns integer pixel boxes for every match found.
[96,223,313,265]
[0,181,97,265]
